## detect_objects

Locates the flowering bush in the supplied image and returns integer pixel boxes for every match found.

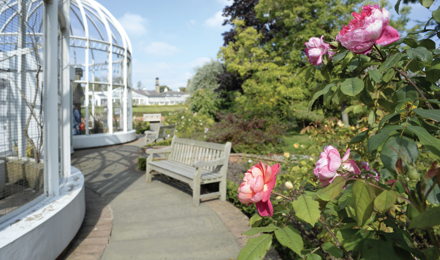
[207,113,287,155]
[133,118,150,134]
[164,106,213,140]
[236,2,440,260]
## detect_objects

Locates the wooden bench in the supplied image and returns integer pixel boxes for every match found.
[146,136,232,206]
[144,124,176,146]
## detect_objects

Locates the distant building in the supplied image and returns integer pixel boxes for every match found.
[132,77,190,105]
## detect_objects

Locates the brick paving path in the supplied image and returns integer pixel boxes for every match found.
[62,188,113,260]
[62,135,252,260]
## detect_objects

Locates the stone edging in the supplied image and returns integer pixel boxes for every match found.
[61,188,113,260]
[204,200,252,248]
[229,153,285,163]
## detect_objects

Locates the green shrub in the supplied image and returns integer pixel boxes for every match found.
[207,113,286,155]
[164,106,214,141]
[156,139,171,146]
[133,119,150,134]
[137,157,146,171]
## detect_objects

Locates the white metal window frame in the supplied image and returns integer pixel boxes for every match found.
[70,0,131,135]
[0,0,72,224]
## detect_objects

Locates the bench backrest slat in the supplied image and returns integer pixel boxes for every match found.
[169,136,229,168]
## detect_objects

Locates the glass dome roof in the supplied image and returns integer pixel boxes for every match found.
[69,0,131,52]
[0,0,131,51]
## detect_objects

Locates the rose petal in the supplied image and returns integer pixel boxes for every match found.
[342,159,361,174]
[328,149,342,172]
[256,199,273,217]
[342,149,351,162]
[375,25,400,46]
[251,175,265,193]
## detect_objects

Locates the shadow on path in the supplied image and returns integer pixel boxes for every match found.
[68,135,240,260]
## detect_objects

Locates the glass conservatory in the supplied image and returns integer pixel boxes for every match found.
[70,0,135,149]
[0,0,134,258]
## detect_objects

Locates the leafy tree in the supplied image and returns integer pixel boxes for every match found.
[218,0,415,119]
[188,88,221,118]
[187,60,226,118]
[188,60,225,94]
[136,80,142,90]
[159,85,171,93]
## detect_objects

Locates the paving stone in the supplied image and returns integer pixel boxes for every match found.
[70,244,107,255]
[65,253,101,260]
[77,230,112,239]
[73,237,109,247]
[65,136,245,260]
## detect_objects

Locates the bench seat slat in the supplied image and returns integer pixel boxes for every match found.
[150,160,223,181]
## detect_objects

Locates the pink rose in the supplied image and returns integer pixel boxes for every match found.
[238,162,280,217]
[305,36,330,66]
[336,4,400,54]
[314,146,361,186]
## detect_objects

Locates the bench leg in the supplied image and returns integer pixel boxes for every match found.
[220,179,226,202]
[193,178,201,207]
[146,154,153,183]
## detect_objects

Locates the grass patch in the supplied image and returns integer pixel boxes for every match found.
[132,105,185,117]
[282,127,311,154]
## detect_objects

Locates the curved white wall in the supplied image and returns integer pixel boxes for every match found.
[73,129,137,149]
[0,167,85,260]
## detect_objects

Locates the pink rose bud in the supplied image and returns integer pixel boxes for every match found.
[238,162,280,217]
[361,161,371,171]
[305,35,330,66]
[336,4,400,54]
[314,146,361,186]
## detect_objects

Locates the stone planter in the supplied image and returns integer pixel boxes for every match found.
[5,157,44,193]
[24,161,44,193]
[5,159,27,185]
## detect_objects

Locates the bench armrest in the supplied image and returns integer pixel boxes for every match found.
[146,146,172,154]
[144,130,159,137]
[193,158,226,168]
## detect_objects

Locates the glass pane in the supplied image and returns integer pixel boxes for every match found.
[73,82,86,135]
[89,49,108,82]
[84,8,106,41]
[69,46,86,67]
[112,86,122,132]
[89,83,109,134]
[127,87,131,130]
[127,58,132,87]
[112,53,123,84]
[70,4,85,37]
[106,18,123,47]
[27,3,44,34]
[0,2,45,217]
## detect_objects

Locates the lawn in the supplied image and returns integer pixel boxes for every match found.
[132,105,185,117]
[282,127,311,154]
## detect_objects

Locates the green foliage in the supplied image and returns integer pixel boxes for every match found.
[155,139,171,146]
[187,60,225,94]
[274,226,304,257]
[230,1,440,260]
[187,88,221,119]
[207,113,286,155]
[218,0,416,120]
[164,106,214,141]
[237,234,272,260]
[133,119,150,134]
[137,157,146,171]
